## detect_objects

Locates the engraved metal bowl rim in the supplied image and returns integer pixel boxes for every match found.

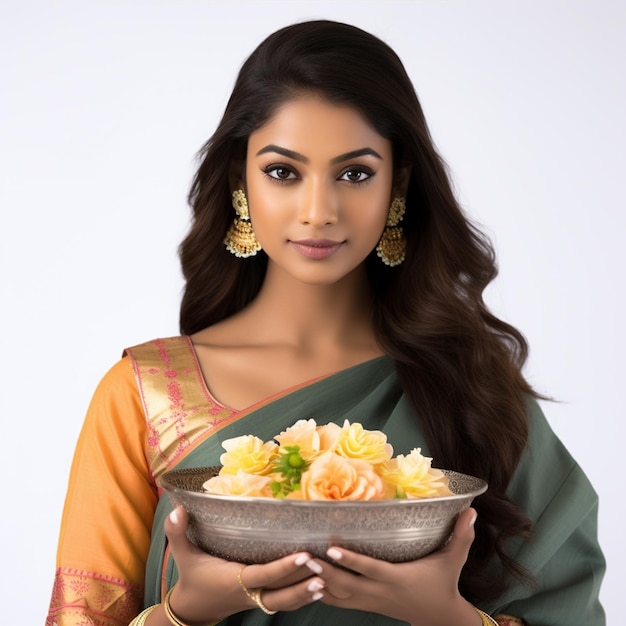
[161,466,488,507]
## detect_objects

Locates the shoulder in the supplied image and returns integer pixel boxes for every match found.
[508,397,598,519]
[88,336,191,409]
[523,398,584,477]
[92,354,138,397]
[190,307,263,348]
[524,398,570,456]
[124,335,191,359]
[122,335,194,374]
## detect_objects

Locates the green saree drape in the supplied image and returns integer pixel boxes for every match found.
[133,338,604,626]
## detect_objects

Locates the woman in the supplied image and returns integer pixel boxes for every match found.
[46,20,605,626]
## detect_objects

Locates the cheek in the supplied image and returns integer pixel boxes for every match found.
[247,188,285,228]
[348,195,390,235]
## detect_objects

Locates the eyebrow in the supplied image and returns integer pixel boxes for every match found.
[255,144,383,164]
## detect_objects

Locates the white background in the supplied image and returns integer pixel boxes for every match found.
[1,1,623,624]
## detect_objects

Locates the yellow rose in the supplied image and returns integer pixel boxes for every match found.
[275,418,322,460]
[298,451,392,500]
[334,420,393,465]
[219,435,278,475]
[203,470,274,497]
[380,448,452,498]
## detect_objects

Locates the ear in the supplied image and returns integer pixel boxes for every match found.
[393,164,411,199]
[228,159,246,194]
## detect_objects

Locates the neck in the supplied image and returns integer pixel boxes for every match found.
[245,263,377,352]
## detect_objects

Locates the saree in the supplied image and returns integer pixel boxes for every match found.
[47,337,605,626]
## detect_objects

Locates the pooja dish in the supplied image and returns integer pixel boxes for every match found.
[161,465,486,563]
[161,419,487,563]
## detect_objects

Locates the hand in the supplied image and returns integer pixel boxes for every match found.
[308,508,481,626]
[163,506,325,622]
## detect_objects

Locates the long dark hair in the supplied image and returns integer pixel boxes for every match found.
[180,20,534,601]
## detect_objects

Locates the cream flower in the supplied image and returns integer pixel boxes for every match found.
[210,421,451,501]
[334,420,393,465]
[380,448,452,498]
[219,435,278,475]
[297,451,393,501]
[275,418,322,460]
[316,422,342,453]
[203,470,274,497]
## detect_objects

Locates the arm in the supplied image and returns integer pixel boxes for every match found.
[47,357,325,626]
[46,358,158,626]
[489,465,605,625]
[483,400,606,625]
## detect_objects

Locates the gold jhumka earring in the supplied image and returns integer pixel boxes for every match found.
[376,197,406,266]
[224,189,262,258]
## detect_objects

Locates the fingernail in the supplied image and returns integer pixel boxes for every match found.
[305,560,323,574]
[326,547,342,560]
[294,554,309,566]
[469,511,477,527]
[169,509,179,524]
[307,580,324,592]
[312,591,323,601]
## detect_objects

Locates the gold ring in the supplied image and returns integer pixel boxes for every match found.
[237,567,255,602]
[236,567,277,615]
[250,588,277,615]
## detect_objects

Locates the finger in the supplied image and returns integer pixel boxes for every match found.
[263,565,316,589]
[242,552,315,589]
[302,555,373,599]
[311,547,394,582]
[439,507,477,564]
[164,506,208,561]
[258,575,326,612]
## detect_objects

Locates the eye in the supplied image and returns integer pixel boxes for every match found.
[263,165,298,182]
[338,167,374,184]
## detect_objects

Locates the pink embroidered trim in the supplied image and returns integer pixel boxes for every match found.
[126,337,238,480]
[46,567,142,626]
[55,567,137,589]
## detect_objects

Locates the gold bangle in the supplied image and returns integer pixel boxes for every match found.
[163,588,187,626]
[163,586,221,626]
[128,604,158,626]
[473,606,499,626]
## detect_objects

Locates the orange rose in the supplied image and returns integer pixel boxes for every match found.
[297,451,393,500]
[203,470,274,497]
[275,418,322,460]
[316,422,342,452]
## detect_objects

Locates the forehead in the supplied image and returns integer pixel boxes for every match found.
[248,96,391,158]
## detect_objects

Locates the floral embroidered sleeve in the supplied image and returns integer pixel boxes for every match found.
[46,358,158,626]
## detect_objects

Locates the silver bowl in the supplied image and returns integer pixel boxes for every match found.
[161,466,487,564]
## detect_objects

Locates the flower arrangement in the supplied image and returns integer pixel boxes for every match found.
[202,419,452,501]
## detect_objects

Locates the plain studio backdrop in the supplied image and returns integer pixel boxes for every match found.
[1,1,624,624]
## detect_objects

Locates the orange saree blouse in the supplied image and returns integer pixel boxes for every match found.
[47,337,238,626]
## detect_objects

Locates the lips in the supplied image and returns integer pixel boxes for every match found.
[289,238,344,260]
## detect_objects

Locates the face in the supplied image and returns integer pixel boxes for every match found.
[243,96,399,286]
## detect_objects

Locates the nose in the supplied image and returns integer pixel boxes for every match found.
[297,179,338,227]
